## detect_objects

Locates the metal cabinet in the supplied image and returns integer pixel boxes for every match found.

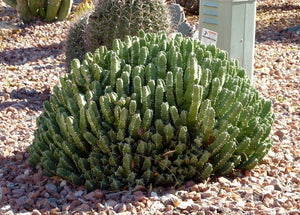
[199,0,256,82]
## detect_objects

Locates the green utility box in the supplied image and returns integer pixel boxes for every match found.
[198,0,256,82]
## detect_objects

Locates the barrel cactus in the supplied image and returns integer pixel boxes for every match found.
[84,0,170,52]
[65,15,90,71]
[65,0,170,71]
[28,31,274,191]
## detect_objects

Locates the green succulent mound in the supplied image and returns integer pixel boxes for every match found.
[28,31,274,191]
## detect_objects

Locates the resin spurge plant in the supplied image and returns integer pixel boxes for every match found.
[28,31,274,191]
[3,0,73,23]
[65,0,170,69]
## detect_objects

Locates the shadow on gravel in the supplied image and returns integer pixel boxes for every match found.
[0,87,51,112]
[0,151,43,213]
[256,3,300,12]
[255,3,300,43]
[0,42,66,66]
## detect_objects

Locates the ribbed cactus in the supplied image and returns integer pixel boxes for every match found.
[3,0,73,23]
[29,31,274,191]
[65,0,170,71]
[84,0,170,52]
[65,14,90,71]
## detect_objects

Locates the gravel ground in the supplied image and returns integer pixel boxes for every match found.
[0,0,299,214]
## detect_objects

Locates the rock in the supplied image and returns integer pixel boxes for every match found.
[249,176,258,183]
[177,199,194,210]
[1,187,8,196]
[263,197,274,207]
[67,192,78,201]
[62,203,71,211]
[74,190,84,197]
[45,183,58,195]
[75,203,90,211]
[190,184,199,192]
[25,198,34,206]
[121,193,132,203]
[126,203,133,211]
[106,199,117,207]
[161,194,179,206]
[84,191,95,201]
[70,200,82,209]
[12,188,25,197]
[192,203,202,211]
[97,203,106,212]
[57,198,66,205]
[60,180,67,187]
[49,198,58,208]
[31,209,42,215]
[15,152,24,162]
[274,130,284,139]
[15,174,30,183]
[15,196,27,205]
[192,193,201,201]
[198,183,209,192]
[150,192,158,199]
[36,199,50,209]
[3,211,14,215]
[43,192,50,198]
[201,192,213,199]
[218,177,231,186]
[165,211,174,215]
[133,190,143,196]
[178,22,193,37]
[165,204,174,212]
[149,201,165,212]
[0,205,11,212]
[175,190,188,198]
[169,3,185,26]
[114,203,126,213]
[28,191,40,200]
[134,201,145,208]
[94,190,104,199]
[33,171,43,184]
[264,185,275,192]
[290,210,300,215]
[134,193,145,201]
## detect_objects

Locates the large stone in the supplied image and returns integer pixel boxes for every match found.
[45,183,58,195]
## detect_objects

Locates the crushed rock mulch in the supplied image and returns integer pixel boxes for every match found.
[0,0,299,214]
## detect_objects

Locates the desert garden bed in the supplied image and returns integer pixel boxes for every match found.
[0,0,299,214]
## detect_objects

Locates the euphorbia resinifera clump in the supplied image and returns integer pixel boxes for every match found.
[28,31,274,191]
